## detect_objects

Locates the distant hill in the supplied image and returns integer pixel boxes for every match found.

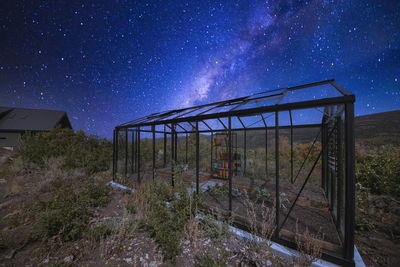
[165,110,400,148]
[232,110,400,148]
[355,110,400,139]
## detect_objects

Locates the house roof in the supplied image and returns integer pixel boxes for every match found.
[0,107,72,132]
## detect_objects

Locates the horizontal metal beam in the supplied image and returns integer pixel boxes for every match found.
[117,95,354,129]
[117,123,322,134]
[117,79,346,128]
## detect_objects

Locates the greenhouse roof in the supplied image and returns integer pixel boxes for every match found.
[117,79,354,130]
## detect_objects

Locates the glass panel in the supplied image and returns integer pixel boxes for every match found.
[280,84,342,105]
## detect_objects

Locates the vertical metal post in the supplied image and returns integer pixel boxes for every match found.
[331,115,337,214]
[275,111,280,237]
[344,102,355,260]
[289,110,293,183]
[115,129,119,179]
[337,114,343,235]
[171,124,175,187]
[196,121,200,194]
[244,129,247,175]
[131,131,135,175]
[125,128,128,177]
[228,116,232,213]
[321,124,325,190]
[113,129,116,180]
[163,125,167,168]
[210,132,213,172]
[322,122,328,193]
[137,127,141,184]
[174,130,178,162]
[185,133,188,164]
[265,124,268,178]
[132,129,137,173]
[152,125,156,180]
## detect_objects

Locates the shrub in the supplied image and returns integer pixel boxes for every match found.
[356,151,400,197]
[1,209,22,228]
[199,214,230,242]
[21,126,112,174]
[35,177,111,242]
[138,180,198,263]
[125,204,136,214]
[86,225,112,242]
[0,231,16,252]
[355,183,374,231]
[197,252,227,267]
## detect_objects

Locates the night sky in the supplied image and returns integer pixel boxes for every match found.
[1,1,399,138]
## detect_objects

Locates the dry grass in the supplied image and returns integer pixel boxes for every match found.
[183,197,202,252]
[294,220,324,267]
[242,190,285,266]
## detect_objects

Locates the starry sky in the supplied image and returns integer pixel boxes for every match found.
[0,0,399,138]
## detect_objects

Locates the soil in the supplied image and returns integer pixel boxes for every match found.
[202,188,341,245]
[355,194,400,266]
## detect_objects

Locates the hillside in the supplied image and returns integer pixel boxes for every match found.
[239,110,400,148]
[355,110,400,139]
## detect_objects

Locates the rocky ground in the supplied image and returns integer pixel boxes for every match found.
[355,194,400,266]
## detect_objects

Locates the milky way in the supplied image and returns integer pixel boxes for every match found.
[0,1,399,137]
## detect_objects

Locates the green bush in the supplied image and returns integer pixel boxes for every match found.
[139,181,198,263]
[86,225,112,242]
[35,177,111,242]
[356,151,400,197]
[125,204,137,214]
[355,183,374,231]
[199,214,230,242]
[21,126,112,174]
[0,231,16,252]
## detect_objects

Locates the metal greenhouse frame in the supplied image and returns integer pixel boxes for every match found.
[113,79,356,266]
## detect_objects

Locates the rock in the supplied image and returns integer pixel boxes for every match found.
[64,255,74,263]
[42,258,49,264]
[0,200,13,210]
[5,249,16,260]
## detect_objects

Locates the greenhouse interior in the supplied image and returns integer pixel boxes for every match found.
[113,79,356,266]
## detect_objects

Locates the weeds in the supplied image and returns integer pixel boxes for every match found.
[199,214,230,242]
[242,190,282,265]
[294,221,324,267]
[184,197,202,252]
[125,203,137,214]
[134,179,199,263]
[209,184,228,197]
[355,183,374,231]
[86,225,112,242]
[197,251,227,267]
[0,232,16,252]
[1,209,22,228]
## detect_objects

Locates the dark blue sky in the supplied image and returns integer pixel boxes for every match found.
[0,1,399,137]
